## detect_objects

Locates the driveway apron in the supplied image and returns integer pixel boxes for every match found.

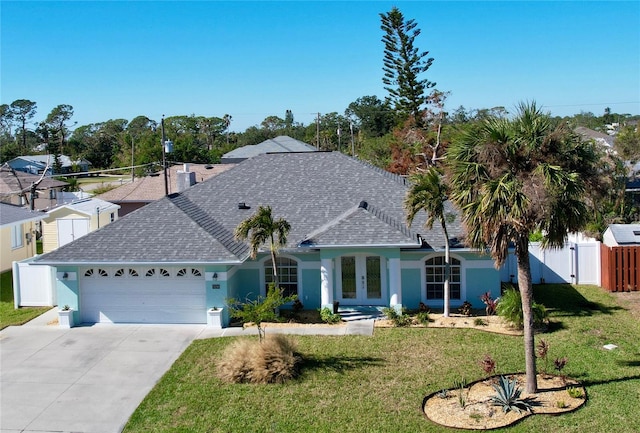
[1,320,204,433]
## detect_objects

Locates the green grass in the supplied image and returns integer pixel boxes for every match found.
[0,271,51,330]
[124,284,640,433]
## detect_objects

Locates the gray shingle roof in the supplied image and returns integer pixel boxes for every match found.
[221,136,316,162]
[607,224,640,245]
[35,152,465,265]
[0,202,45,227]
[301,201,418,247]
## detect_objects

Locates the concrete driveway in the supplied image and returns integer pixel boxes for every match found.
[1,313,204,433]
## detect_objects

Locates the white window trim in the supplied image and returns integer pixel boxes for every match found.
[421,253,466,304]
[259,254,302,300]
[11,224,23,249]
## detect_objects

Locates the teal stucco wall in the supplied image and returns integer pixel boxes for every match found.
[56,266,80,323]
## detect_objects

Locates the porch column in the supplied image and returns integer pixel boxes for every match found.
[388,257,402,312]
[321,258,334,310]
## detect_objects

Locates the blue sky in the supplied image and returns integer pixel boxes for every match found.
[2,1,639,132]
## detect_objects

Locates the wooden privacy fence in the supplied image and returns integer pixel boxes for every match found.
[600,244,640,292]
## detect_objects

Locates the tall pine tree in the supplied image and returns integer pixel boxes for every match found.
[380,7,435,126]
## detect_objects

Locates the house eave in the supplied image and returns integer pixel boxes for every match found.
[31,259,246,266]
[298,242,422,249]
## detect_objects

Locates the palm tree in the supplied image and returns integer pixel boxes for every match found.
[446,102,603,393]
[234,205,291,288]
[405,166,453,317]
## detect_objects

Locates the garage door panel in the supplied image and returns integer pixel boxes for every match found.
[80,272,206,324]
[94,307,205,324]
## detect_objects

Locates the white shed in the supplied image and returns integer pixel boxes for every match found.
[41,198,120,253]
[602,224,640,247]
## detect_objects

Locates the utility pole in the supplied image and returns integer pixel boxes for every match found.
[131,135,135,183]
[350,120,355,157]
[316,113,320,149]
[161,115,169,196]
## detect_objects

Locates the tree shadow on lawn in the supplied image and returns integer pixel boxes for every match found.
[300,354,385,375]
[534,284,624,318]
[571,373,640,388]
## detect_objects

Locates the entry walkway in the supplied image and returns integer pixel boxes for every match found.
[197,318,375,339]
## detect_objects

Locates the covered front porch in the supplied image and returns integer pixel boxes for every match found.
[319,248,403,313]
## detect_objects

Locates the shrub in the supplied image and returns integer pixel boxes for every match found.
[217,334,301,384]
[227,283,297,341]
[554,356,569,383]
[480,292,497,316]
[319,307,341,324]
[567,386,584,399]
[382,307,412,327]
[436,389,449,399]
[292,299,304,313]
[479,354,496,377]
[416,311,430,325]
[490,375,535,414]
[458,301,473,316]
[536,339,550,374]
[474,318,487,326]
[453,377,468,408]
[496,286,547,329]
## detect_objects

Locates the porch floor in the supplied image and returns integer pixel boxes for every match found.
[337,306,386,321]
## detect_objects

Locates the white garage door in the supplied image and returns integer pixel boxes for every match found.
[80,267,206,324]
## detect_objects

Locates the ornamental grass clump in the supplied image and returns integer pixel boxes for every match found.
[217,334,301,384]
[496,286,547,329]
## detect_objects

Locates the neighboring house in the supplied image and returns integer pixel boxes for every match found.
[602,224,640,246]
[574,126,615,149]
[0,164,69,211]
[7,154,91,176]
[221,135,317,163]
[96,163,234,216]
[0,203,45,272]
[33,152,500,326]
[40,198,120,253]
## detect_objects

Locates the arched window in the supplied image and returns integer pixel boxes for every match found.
[425,256,461,300]
[264,257,298,298]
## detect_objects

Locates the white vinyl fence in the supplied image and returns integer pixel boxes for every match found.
[12,258,56,308]
[500,241,601,286]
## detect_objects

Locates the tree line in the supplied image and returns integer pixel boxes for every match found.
[1,97,636,174]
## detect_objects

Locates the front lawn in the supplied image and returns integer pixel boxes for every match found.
[0,271,51,330]
[124,285,640,433]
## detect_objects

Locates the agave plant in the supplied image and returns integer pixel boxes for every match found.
[490,376,535,414]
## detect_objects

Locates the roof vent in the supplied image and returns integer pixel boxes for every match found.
[238,202,251,210]
[358,200,368,209]
[634,231,640,236]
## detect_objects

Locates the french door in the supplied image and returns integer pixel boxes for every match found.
[338,255,384,304]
